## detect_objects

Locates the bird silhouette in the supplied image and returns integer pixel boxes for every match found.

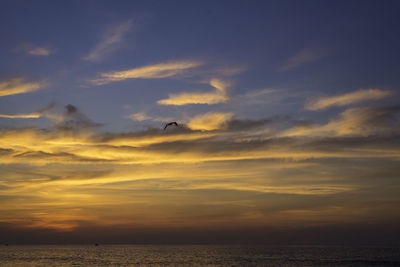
[164,121,178,130]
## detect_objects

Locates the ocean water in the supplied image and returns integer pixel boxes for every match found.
[0,245,399,266]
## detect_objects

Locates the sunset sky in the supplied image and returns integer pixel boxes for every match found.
[1,0,400,244]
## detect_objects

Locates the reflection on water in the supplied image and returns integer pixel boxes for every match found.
[0,245,399,266]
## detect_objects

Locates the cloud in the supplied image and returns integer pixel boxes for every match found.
[0,113,41,119]
[0,78,46,97]
[0,103,56,120]
[0,103,101,133]
[306,89,394,110]
[283,106,400,137]
[238,88,276,100]
[1,103,399,234]
[90,60,203,85]
[16,43,52,56]
[231,88,279,107]
[157,78,230,105]
[1,104,398,166]
[28,47,51,56]
[187,112,234,131]
[56,104,102,131]
[127,112,152,121]
[279,46,324,71]
[213,66,247,76]
[225,116,290,132]
[0,118,398,167]
[127,111,173,122]
[83,20,132,62]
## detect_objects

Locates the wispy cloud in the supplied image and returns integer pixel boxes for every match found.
[127,111,173,122]
[1,103,399,232]
[279,46,324,71]
[83,20,132,62]
[187,111,234,131]
[56,104,102,131]
[0,107,398,166]
[0,113,41,119]
[16,43,52,56]
[306,89,394,111]
[232,88,278,106]
[158,78,230,106]
[0,78,46,97]
[28,47,51,56]
[127,112,152,121]
[0,103,102,134]
[283,106,400,137]
[90,60,203,85]
[0,103,70,121]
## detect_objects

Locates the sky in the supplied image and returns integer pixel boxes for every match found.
[0,0,400,244]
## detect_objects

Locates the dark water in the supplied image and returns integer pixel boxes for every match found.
[0,245,399,266]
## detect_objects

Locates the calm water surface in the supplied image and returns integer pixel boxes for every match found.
[0,245,399,266]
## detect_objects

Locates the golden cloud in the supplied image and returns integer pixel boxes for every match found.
[126,111,173,122]
[127,112,151,121]
[0,113,41,119]
[1,106,399,166]
[306,89,393,110]
[157,78,230,105]
[90,60,203,85]
[283,106,400,137]
[0,78,46,97]
[1,104,399,231]
[187,111,234,131]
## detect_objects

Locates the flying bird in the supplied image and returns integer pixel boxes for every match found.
[164,121,178,130]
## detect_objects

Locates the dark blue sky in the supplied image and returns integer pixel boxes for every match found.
[1,0,399,130]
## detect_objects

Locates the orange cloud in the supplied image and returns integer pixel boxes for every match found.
[157,78,230,105]
[187,111,233,130]
[0,78,46,97]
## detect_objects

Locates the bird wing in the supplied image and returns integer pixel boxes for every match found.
[163,122,178,130]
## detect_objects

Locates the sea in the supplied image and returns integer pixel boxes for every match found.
[0,245,399,266]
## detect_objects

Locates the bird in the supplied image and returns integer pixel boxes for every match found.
[164,121,178,130]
